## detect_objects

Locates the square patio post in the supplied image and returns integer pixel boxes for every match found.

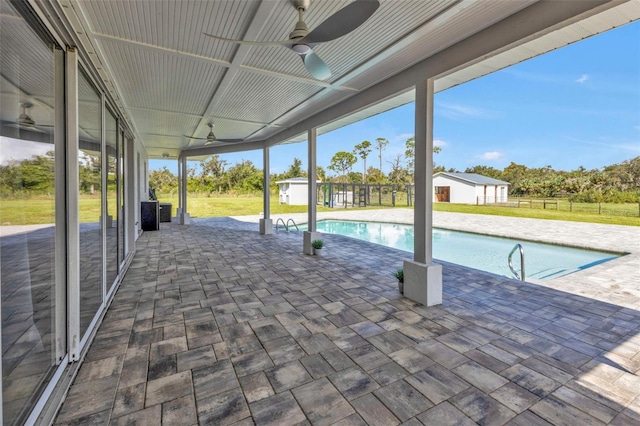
[260,147,273,234]
[176,156,182,219]
[404,78,442,306]
[179,154,191,224]
[304,128,320,254]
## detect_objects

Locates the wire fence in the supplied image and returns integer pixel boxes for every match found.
[509,198,640,217]
[315,185,640,218]
[316,183,414,208]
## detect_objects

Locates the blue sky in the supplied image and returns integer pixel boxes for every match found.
[151,21,639,176]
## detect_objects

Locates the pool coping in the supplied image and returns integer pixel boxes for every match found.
[231,209,640,310]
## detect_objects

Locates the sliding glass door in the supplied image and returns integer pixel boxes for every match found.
[0,1,63,423]
[105,108,118,292]
[78,69,103,339]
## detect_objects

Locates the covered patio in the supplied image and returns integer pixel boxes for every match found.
[2,0,640,423]
[54,212,640,424]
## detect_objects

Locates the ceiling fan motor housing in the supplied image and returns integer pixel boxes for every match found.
[291,0,311,11]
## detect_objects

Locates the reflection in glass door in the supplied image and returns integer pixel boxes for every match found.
[78,68,103,338]
[105,109,118,291]
[0,1,62,423]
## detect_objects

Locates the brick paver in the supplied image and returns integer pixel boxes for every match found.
[54,213,640,425]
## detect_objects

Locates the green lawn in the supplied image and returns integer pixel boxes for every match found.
[433,202,640,226]
[2,193,638,226]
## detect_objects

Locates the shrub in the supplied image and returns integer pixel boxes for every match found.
[392,268,404,283]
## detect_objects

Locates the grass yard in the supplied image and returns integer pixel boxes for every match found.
[433,202,640,226]
[1,192,638,226]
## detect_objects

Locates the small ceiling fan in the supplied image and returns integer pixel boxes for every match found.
[184,123,244,145]
[2,102,52,133]
[204,0,380,80]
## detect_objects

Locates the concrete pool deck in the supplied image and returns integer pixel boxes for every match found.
[53,210,640,424]
[232,209,640,310]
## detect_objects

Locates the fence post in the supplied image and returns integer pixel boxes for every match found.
[392,185,396,207]
[599,202,602,214]
[517,197,520,207]
[365,184,369,206]
[543,200,546,209]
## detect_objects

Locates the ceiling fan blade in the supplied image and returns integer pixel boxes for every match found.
[204,139,245,146]
[302,51,331,80]
[203,32,295,47]
[183,134,207,140]
[4,122,47,133]
[302,0,380,44]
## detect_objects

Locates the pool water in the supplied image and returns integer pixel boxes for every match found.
[305,220,619,281]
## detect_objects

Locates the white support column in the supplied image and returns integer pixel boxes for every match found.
[179,154,190,224]
[303,128,320,254]
[176,155,182,217]
[404,79,442,306]
[260,147,273,234]
[175,156,182,219]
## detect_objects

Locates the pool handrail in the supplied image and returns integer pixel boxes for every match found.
[275,218,287,232]
[508,243,525,281]
[275,218,299,232]
[286,218,299,232]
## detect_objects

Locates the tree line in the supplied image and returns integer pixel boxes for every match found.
[1,140,638,203]
[146,137,639,203]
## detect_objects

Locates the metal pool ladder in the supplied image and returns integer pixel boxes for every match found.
[508,243,525,281]
[275,218,299,232]
[286,218,299,231]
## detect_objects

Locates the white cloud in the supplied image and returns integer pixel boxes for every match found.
[391,133,413,143]
[576,74,589,84]
[565,136,640,153]
[618,143,640,152]
[434,139,447,147]
[436,102,500,120]
[480,151,503,161]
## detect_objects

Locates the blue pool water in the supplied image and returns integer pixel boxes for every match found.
[304,220,619,281]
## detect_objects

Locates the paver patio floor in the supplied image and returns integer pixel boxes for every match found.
[54,215,640,425]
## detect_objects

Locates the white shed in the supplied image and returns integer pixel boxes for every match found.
[433,172,510,204]
[276,178,320,205]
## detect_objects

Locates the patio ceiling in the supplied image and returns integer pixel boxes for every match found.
[5,0,640,159]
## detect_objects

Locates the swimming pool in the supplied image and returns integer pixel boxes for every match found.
[304,220,619,281]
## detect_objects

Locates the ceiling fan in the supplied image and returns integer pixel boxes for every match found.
[184,123,244,145]
[2,102,52,133]
[204,0,380,80]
